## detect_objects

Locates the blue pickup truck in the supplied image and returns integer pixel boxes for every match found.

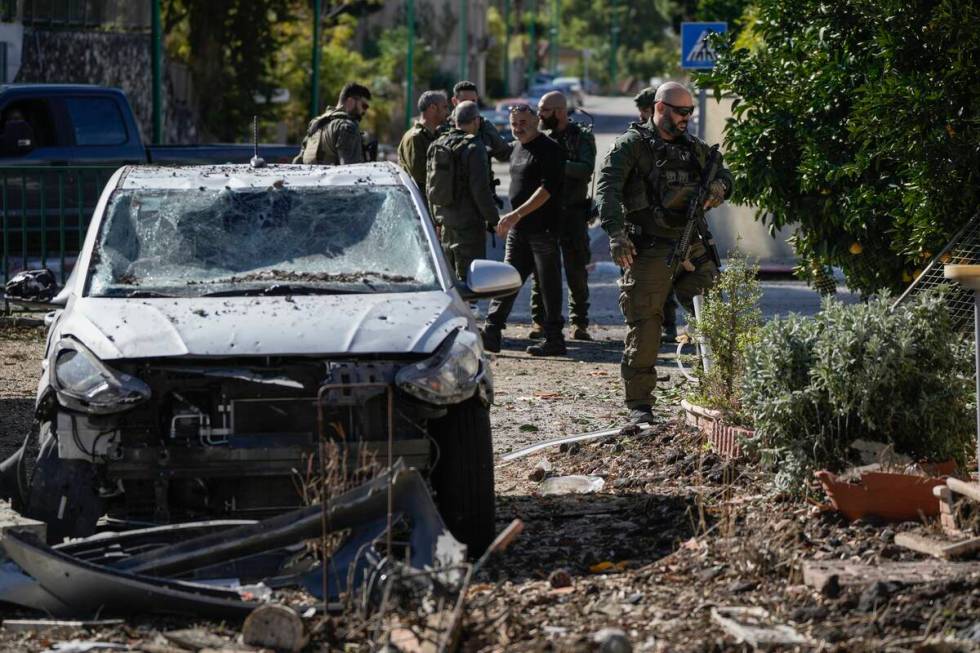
[0,84,299,282]
[0,84,297,165]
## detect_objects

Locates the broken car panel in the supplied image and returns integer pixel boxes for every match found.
[1,162,521,553]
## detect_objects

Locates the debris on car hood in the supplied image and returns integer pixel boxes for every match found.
[60,293,464,360]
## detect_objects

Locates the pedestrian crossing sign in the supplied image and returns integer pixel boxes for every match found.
[680,22,728,69]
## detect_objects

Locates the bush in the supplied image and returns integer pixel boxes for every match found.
[689,250,763,419]
[742,290,974,493]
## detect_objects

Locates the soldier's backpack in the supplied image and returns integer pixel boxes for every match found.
[292,109,347,164]
[425,132,470,207]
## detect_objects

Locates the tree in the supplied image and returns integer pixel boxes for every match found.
[163,0,292,142]
[702,0,980,294]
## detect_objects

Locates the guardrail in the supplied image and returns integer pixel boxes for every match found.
[0,165,117,285]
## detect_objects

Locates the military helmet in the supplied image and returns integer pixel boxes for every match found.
[633,86,658,109]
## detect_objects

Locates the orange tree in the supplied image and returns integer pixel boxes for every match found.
[701,0,980,294]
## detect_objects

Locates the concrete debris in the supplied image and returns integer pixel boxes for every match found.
[40,643,127,653]
[710,607,810,649]
[802,559,980,592]
[592,627,632,653]
[539,475,605,495]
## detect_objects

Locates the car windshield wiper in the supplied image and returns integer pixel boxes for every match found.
[200,284,362,297]
[125,290,176,298]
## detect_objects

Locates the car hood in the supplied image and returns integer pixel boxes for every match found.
[58,292,467,361]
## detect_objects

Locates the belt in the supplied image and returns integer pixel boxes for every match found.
[625,223,675,250]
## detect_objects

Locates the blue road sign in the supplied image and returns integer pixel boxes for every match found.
[681,22,728,69]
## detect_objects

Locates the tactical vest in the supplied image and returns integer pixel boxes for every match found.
[623,123,706,238]
[553,121,593,210]
[426,131,471,208]
[292,109,349,164]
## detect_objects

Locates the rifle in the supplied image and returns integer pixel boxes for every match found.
[666,144,723,278]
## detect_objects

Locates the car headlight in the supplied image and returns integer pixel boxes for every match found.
[395,329,483,405]
[51,339,151,414]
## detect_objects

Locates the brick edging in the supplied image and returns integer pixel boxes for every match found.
[680,399,755,459]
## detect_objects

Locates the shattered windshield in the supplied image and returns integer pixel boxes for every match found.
[86,185,439,297]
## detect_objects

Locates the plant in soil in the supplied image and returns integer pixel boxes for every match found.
[741,289,974,494]
[688,249,763,420]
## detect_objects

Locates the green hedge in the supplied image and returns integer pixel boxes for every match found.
[742,291,974,492]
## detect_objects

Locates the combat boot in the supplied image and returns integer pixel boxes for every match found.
[526,338,567,357]
[481,326,502,353]
[527,322,546,339]
[571,325,592,341]
[628,405,654,425]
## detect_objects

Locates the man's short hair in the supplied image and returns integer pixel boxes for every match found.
[417,90,448,114]
[633,86,657,109]
[453,100,481,126]
[339,82,372,104]
[453,81,479,98]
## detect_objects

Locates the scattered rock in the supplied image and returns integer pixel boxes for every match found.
[242,604,308,652]
[728,579,758,594]
[593,627,632,653]
[857,581,902,613]
[549,568,573,589]
[529,458,553,482]
[539,475,605,495]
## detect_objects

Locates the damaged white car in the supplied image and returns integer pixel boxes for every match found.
[0,162,520,553]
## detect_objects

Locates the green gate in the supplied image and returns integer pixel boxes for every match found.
[0,165,118,284]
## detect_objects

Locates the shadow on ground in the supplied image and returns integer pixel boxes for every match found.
[483,491,703,584]
[0,398,34,461]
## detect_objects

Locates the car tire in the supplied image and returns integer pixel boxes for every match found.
[428,397,495,556]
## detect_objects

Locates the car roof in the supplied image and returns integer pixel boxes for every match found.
[118,162,406,191]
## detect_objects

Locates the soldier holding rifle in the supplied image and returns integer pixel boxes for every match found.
[594,81,733,425]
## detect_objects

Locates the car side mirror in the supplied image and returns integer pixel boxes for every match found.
[3,269,62,306]
[458,260,521,301]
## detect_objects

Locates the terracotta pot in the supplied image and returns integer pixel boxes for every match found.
[680,399,756,459]
[816,466,957,522]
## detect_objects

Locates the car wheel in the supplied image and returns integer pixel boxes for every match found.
[427,397,495,556]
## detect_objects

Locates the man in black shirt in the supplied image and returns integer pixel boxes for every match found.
[482,104,567,356]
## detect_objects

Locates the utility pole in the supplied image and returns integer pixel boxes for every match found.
[151,0,162,144]
[405,0,415,130]
[526,0,537,88]
[311,0,322,120]
[503,0,511,95]
[608,0,619,92]
[549,0,558,73]
[459,0,468,81]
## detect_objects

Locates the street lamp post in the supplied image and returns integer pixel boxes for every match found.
[549,0,558,73]
[608,0,620,91]
[503,0,511,95]
[151,0,162,144]
[526,0,537,88]
[459,0,468,81]
[311,0,321,120]
[405,0,415,131]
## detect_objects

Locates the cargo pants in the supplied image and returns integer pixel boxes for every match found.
[619,239,716,408]
[530,210,591,328]
[441,225,487,282]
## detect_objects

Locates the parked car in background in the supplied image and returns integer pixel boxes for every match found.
[480,109,514,143]
[551,77,586,108]
[0,161,522,555]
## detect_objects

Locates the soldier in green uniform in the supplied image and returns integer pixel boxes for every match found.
[452,81,513,165]
[527,90,597,341]
[397,90,449,209]
[635,86,680,343]
[595,81,733,425]
[293,83,372,165]
[426,101,500,281]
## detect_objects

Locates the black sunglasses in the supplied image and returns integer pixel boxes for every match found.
[508,103,537,115]
[660,101,695,117]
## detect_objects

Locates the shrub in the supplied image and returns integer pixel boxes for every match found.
[689,250,763,419]
[742,290,974,493]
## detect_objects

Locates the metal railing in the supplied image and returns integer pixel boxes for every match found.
[0,165,116,284]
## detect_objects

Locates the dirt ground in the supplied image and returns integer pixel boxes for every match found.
[1,322,979,652]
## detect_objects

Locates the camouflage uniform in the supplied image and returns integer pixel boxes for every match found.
[397,120,443,209]
[530,120,597,329]
[427,128,500,280]
[294,108,365,165]
[595,120,733,408]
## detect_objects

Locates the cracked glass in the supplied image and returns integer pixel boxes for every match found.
[86,185,439,297]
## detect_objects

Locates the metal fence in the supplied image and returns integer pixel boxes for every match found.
[893,212,980,332]
[0,165,117,285]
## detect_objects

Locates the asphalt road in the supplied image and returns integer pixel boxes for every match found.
[480,94,857,328]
